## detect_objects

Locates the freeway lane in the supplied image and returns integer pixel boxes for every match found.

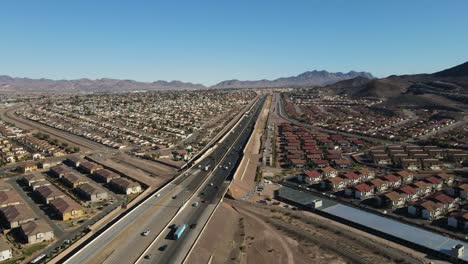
[137,97,266,264]
[61,96,266,264]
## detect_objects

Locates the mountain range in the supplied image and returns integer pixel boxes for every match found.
[0,70,373,93]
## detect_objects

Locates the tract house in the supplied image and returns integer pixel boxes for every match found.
[19,219,55,244]
[0,204,36,229]
[321,177,346,191]
[345,183,373,199]
[75,183,108,203]
[300,171,321,184]
[382,191,405,209]
[50,197,84,221]
[93,169,121,183]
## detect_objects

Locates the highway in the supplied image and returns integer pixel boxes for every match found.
[60,96,266,264]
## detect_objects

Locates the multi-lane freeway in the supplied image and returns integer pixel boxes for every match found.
[60,96,266,264]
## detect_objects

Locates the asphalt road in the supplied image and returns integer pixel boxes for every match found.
[61,96,266,264]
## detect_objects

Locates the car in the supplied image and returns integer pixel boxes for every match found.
[209,183,214,186]
[192,202,199,207]
[172,195,177,199]
[190,223,197,229]
[159,245,168,251]
[142,230,150,236]
[144,254,152,259]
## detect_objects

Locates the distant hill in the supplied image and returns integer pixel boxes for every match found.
[433,61,468,77]
[0,76,206,93]
[322,60,468,110]
[211,70,374,89]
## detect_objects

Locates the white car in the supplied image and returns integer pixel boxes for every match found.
[142,230,150,236]
[192,202,199,207]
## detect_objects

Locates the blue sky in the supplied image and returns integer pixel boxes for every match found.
[1,0,467,85]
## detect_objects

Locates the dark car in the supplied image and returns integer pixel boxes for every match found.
[190,223,197,229]
[159,245,168,251]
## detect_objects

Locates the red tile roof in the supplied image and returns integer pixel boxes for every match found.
[353,183,372,193]
[304,171,321,178]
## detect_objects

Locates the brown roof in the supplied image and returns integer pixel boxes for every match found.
[110,178,140,189]
[0,204,36,222]
[23,173,45,182]
[50,197,82,214]
[62,172,88,185]
[431,194,455,204]
[419,200,442,212]
[20,219,53,236]
[395,170,413,178]
[35,185,65,199]
[76,183,107,196]
[326,177,344,184]
[0,190,22,206]
[369,178,387,187]
[383,191,403,201]
[94,169,120,179]
[50,165,71,175]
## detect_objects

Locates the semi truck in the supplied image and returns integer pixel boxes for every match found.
[173,224,187,240]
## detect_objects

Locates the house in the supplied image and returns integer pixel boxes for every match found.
[17,163,38,174]
[394,170,414,183]
[21,173,46,187]
[61,172,89,188]
[411,181,432,196]
[78,161,103,174]
[447,212,468,230]
[0,204,36,229]
[0,190,22,208]
[422,159,441,170]
[372,154,391,165]
[19,219,55,244]
[75,183,108,203]
[31,180,52,191]
[300,171,321,184]
[321,177,346,191]
[382,174,402,188]
[66,156,83,168]
[345,184,373,199]
[424,177,444,191]
[0,238,12,262]
[408,201,443,220]
[317,167,338,178]
[430,193,457,211]
[341,172,360,185]
[355,168,375,181]
[312,159,329,168]
[109,178,142,195]
[382,191,405,208]
[34,185,66,204]
[369,178,389,193]
[49,197,84,221]
[93,169,121,183]
[400,159,421,171]
[446,184,468,200]
[397,186,419,202]
[50,165,71,179]
[436,173,455,186]
[333,159,351,169]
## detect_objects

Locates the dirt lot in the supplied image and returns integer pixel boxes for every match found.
[187,198,435,264]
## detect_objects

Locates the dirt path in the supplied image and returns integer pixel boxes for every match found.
[235,205,294,264]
